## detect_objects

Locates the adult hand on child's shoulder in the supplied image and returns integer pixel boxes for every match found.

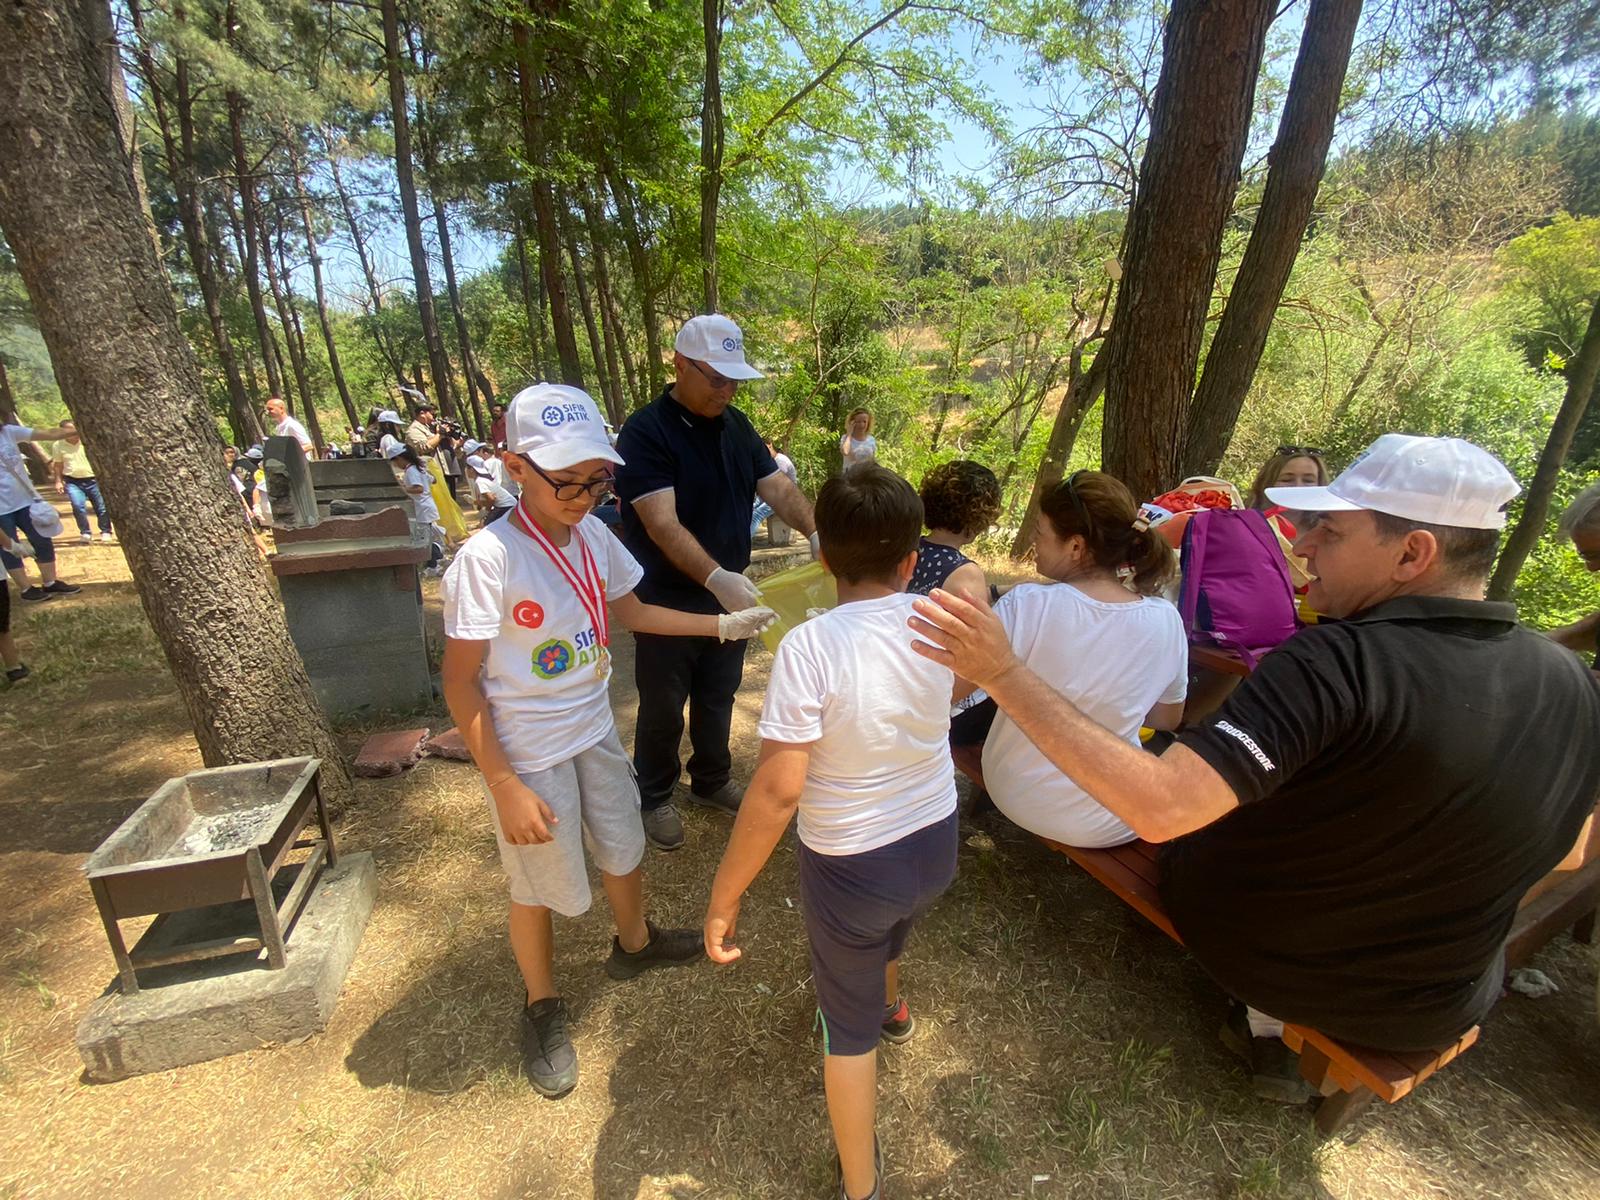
[489,776,559,844]
[704,900,742,965]
[908,587,1019,689]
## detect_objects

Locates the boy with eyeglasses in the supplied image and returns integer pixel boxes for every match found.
[440,383,777,1098]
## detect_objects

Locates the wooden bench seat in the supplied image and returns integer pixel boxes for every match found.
[949,740,1479,1135]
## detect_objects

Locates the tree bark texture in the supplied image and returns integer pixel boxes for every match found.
[1099,0,1274,501]
[0,0,351,805]
[381,0,458,417]
[1488,294,1600,601]
[700,0,724,312]
[1181,0,1363,477]
[511,11,585,388]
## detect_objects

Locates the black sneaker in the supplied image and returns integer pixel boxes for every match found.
[521,997,578,1098]
[4,664,29,684]
[688,782,741,814]
[1219,1003,1313,1105]
[604,919,705,980]
[43,580,81,595]
[20,586,48,603]
[881,997,915,1044]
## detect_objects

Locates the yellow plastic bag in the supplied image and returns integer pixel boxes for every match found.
[754,560,838,653]
[426,456,468,543]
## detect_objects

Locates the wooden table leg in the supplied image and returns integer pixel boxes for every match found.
[246,847,288,969]
[89,877,139,995]
[1296,1043,1342,1097]
[313,777,338,867]
[1314,1087,1375,1136]
[1574,908,1596,945]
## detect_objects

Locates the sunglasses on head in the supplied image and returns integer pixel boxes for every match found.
[1277,444,1324,458]
[521,456,614,501]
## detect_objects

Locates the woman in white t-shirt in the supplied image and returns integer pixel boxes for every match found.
[976,471,1188,848]
[839,408,877,471]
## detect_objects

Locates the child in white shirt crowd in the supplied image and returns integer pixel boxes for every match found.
[441,383,775,1099]
[384,442,445,574]
[704,464,958,1200]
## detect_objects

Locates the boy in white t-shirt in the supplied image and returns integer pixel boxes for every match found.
[441,383,774,1099]
[704,464,957,1200]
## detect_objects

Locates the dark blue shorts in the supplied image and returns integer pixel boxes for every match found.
[798,810,959,1056]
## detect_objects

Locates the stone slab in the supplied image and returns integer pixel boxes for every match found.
[354,728,431,776]
[76,851,378,1083]
[424,727,472,762]
[277,565,433,716]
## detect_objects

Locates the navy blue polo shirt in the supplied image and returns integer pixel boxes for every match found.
[615,386,777,614]
[1162,595,1600,1051]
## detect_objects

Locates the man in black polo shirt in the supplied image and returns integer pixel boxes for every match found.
[907,433,1600,1100]
[616,314,817,851]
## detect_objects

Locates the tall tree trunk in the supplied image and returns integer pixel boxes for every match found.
[0,358,17,425]
[381,0,457,416]
[514,223,548,375]
[511,11,585,387]
[1099,0,1275,501]
[431,195,490,440]
[1011,352,1108,557]
[134,0,260,445]
[1488,295,1600,600]
[561,201,620,424]
[582,184,638,408]
[326,140,411,394]
[0,0,351,803]
[601,161,664,394]
[700,0,724,312]
[288,131,359,431]
[1181,0,1363,477]
[262,202,325,453]
[224,67,283,400]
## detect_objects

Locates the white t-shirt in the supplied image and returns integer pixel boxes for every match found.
[0,426,38,514]
[379,433,404,457]
[982,582,1189,848]
[403,463,440,525]
[774,452,797,483]
[840,434,877,470]
[467,454,516,508]
[759,592,956,855]
[275,415,313,452]
[442,514,644,773]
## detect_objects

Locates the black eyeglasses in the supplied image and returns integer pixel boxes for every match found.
[1276,444,1324,458]
[522,457,614,501]
[685,358,736,390]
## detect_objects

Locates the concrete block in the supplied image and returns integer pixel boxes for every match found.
[354,728,431,777]
[424,727,472,762]
[76,852,378,1083]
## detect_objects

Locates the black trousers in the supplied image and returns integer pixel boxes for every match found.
[632,632,747,809]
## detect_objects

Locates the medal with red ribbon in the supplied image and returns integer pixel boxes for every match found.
[510,499,609,679]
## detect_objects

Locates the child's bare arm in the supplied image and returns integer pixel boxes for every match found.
[441,636,559,844]
[610,591,775,642]
[704,739,811,963]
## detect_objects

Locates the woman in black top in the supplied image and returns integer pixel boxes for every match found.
[909,459,1000,604]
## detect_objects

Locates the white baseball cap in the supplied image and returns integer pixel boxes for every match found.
[462,439,484,455]
[382,441,410,460]
[376,409,404,426]
[1266,433,1520,530]
[674,314,763,380]
[504,383,625,471]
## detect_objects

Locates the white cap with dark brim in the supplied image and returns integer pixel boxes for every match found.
[504,383,625,471]
[1266,433,1520,530]
[674,314,764,380]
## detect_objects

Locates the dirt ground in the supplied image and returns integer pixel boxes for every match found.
[2,535,1599,1199]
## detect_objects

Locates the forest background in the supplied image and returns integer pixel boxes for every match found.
[2,0,1599,630]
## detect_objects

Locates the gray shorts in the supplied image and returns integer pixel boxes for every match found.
[485,727,646,915]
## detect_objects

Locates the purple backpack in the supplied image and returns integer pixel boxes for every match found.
[1177,508,1298,669]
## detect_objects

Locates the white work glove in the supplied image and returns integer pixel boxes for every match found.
[808,531,821,560]
[10,539,34,559]
[704,566,762,613]
[717,606,778,643]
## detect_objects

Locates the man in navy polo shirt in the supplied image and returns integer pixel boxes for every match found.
[617,315,817,851]
[908,434,1600,1102]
